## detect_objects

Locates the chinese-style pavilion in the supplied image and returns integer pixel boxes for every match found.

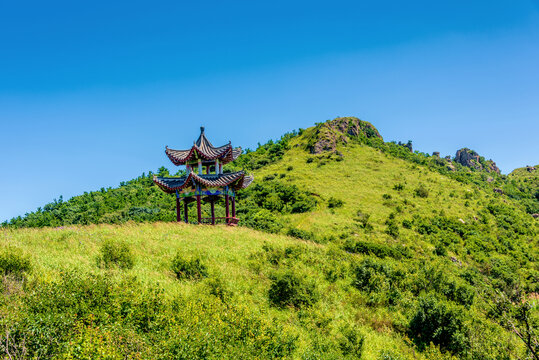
[153,127,253,225]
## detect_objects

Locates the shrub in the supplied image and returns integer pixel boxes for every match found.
[434,243,447,256]
[385,219,400,239]
[402,219,412,229]
[343,239,409,259]
[243,209,280,233]
[338,324,364,357]
[327,197,344,208]
[269,271,318,308]
[0,247,32,278]
[393,183,405,191]
[355,210,373,231]
[171,253,208,280]
[287,227,314,240]
[408,295,469,355]
[97,239,134,269]
[382,193,392,200]
[206,276,231,302]
[415,185,429,198]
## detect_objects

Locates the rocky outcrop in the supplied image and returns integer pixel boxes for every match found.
[309,117,382,154]
[454,148,500,174]
[526,166,537,172]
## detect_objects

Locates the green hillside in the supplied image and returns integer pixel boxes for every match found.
[1,117,538,359]
[506,165,539,215]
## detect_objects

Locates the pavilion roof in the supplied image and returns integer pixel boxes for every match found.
[165,127,242,165]
[153,170,253,194]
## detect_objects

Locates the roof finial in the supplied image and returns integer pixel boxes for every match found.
[200,126,205,134]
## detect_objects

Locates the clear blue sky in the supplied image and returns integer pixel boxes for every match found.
[1,1,538,222]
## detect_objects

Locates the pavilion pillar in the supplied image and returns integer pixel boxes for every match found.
[175,191,181,222]
[196,195,202,224]
[210,200,215,225]
[198,160,202,174]
[206,166,210,174]
[184,200,189,223]
[231,196,236,218]
[225,193,230,224]
[219,164,223,174]
[215,159,219,174]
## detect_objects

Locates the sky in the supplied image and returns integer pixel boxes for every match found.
[1,0,538,222]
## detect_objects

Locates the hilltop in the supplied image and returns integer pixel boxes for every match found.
[1,117,538,359]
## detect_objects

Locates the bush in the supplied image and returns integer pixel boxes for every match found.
[287,227,314,240]
[393,183,405,191]
[206,276,231,302]
[97,239,134,269]
[408,295,469,355]
[343,239,409,259]
[327,197,344,208]
[355,210,373,231]
[0,247,32,278]
[269,271,318,308]
[243,209,280,233]
[385,219,400,239]
[338,324,364,357]
[415,185,429,198]
[171,253,208,280]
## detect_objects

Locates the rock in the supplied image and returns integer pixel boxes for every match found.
[450,256,462,266]
[526,166,536,172]
[398,141,413,152]
[446,163,456,171]
[532,213,539,219]
[454,148,500,173]
[487,177,494,183]
[458,218,465,224]
[309,117,382,154]
[494,188,504,194]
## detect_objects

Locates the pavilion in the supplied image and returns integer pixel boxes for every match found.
[153,127,253,225]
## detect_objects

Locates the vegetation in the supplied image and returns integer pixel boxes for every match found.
[1,117,538,359]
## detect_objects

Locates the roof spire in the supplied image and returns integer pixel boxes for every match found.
[200,126,205,134]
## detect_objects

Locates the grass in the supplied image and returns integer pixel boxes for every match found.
[1,222,437,359]
[255,139,514,241]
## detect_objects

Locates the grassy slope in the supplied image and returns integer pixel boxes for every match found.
[2,222,422,359]
[257,133,522,240]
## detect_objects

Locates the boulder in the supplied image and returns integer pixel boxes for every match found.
[454,148,500,173]
[309,117,382,154]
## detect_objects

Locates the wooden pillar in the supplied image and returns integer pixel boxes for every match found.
[206,166,210,174]
[196,195,202,224]
[219,164,222,174]
[215,159,219,174]
[198,160,202,174]
[184,200,188,223]
[210,200,215,225]
[176,191,181,222]
[231,196,236,218]
[225,194,230,224]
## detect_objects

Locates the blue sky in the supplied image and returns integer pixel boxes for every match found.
[1,1,538,222]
